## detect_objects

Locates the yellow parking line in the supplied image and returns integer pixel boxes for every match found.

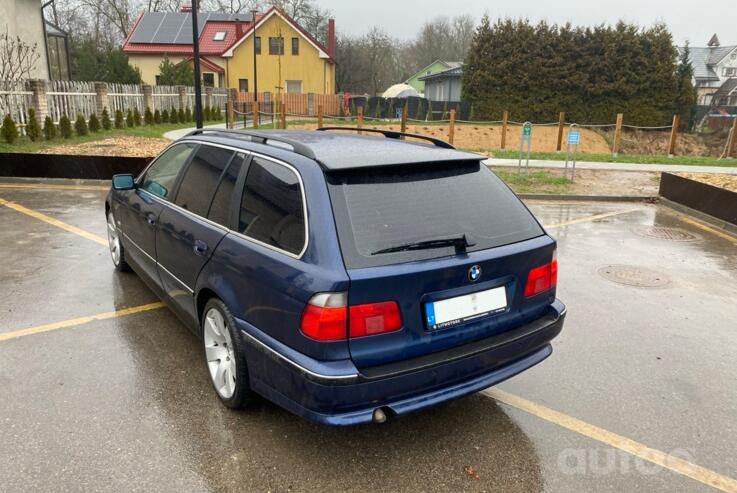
[544,207,643,229]
[486,389,737,493]
[0,197,107,246]
[0,302,166,342]
[678,215,737,243]
[0,183,109,191]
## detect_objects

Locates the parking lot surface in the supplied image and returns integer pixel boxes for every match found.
[1,180,736,492]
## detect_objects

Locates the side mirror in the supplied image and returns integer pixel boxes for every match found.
[112,174,135,191]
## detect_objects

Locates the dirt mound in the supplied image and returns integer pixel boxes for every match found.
[611,129,731,157]
[290,122,612,153]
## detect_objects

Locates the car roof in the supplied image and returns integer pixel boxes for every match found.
[181,129,484,171]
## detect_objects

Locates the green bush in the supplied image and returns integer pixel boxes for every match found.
[25,109,41,141]
[170,108,179,124]
[74,114,88,136]
[88,113,101,132]
[126,110,134,128]
[114,110,124,129]
[59,115,72,138]
[43,116,56,140]
[161,109,169,123]
[101,108,112,130]
[213,105,222,120]
[1,114,18,143]
[177,108,185,123]
[185,106,192,122]
[204,105,212,121]
[133,108,142,126]
[144,107,154,125]
[153,109,161,124]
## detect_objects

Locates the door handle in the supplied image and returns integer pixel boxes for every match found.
[193,240,209,256]
[146,214,156,226]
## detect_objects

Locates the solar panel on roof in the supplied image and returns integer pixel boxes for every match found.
[173,14,193,44]
[128,12,166,43]
[129,11,255,45]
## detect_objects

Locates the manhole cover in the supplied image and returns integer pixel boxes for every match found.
[632,226,698,241]
[598,265,671,288]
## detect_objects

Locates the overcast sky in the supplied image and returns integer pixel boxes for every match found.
[318,0,731,46]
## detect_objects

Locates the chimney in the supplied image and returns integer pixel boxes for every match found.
[180,4,192,12]
[236,22,244,38]
[327,18,336,59]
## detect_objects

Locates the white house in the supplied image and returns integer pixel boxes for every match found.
[680,34,737,107]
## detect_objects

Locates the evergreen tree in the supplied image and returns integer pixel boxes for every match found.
[144,107,154,125]
[161,109,170,123]
[675,42,698,130]
[133,108,142,126]
[214,105,222,120]
[59,115,72,138]
[126,110,134,127]
[185,106,192,122]
[114,110,124,129]
[43,116,57,140]
[154,109,161,124]
[25,110,41,142]
[158,55,194,86]
[88,113,101,132]
[74,114,88,136]
[101,108,112,130]
[204,105,212,121]
[1,114,18,143]
[177,108,185,122]
[170,108,179,124]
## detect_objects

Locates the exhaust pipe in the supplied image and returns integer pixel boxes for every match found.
[372,407,388,424]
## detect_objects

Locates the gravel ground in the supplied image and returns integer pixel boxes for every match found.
[676,172,737,192]
[39,136,171,157]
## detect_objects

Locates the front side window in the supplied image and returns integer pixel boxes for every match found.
[174,145,235,217]
[203,73,215,87]
[239,78,248,92]
[291,37,299,55]
[140,143,197,200]
[254,36,261,54]
[239,157,305,255]
[269,37,284,55]
[207,153,247,227]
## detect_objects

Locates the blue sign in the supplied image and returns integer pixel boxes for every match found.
[568,131,580,145]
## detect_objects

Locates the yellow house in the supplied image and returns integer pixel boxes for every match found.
[122,6,336,94]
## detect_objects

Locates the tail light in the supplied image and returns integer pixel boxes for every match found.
[524,256,558,297]
[300,293,402,341]
[349,301,402,338]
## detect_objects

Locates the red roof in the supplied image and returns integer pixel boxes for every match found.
[182,56,225,73]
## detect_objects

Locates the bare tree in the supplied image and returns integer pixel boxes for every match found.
[0,28,41,81]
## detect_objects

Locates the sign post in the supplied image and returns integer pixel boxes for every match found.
[518,122,533,175]
[564,123,580,181]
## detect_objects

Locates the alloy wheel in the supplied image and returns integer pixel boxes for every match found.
[203,307,237,399]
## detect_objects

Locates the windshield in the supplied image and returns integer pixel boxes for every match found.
[327,161,544,269]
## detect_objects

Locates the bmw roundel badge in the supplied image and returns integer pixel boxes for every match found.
[468,265,482,282]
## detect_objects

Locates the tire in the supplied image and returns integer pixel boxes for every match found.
[202,298,255,409]
[106,210,130,272]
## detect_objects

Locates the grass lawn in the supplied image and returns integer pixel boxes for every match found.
[0,121,206,153]
[494,170,572,194]
[489,149,737,167]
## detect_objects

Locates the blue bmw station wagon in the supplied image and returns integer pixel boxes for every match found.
[106,128,565,425]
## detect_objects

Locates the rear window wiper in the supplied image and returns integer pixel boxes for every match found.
[371,234,476,255]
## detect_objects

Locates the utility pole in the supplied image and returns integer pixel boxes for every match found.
[251,9,258,101]
[191,0,203,128]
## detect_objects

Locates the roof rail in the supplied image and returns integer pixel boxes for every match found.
[185,128,317,160]
[316,126,456,149]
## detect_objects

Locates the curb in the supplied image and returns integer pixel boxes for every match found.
[518,194,658,202]
[658,197,737,237]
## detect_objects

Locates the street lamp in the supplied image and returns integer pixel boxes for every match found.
[251,9,258,101]
[191,0,203,128]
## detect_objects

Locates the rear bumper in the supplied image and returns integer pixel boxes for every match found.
[237,299,565,426]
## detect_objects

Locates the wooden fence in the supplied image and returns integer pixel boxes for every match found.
[0,80,31,129]
[237,91,342,116]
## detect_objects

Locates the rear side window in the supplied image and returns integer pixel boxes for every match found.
[207,152,247,227]
[175,145,234,217]
[140,143,196,199]
[327,161,544,268]
[239,157,305,256]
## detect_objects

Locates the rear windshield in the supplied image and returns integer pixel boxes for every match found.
[327,161,544,269]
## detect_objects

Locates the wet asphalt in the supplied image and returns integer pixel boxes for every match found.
[0,182,736,492]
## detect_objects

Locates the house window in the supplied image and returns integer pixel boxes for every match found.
[269,37,284,55]
[255,37,261,54]
[724,67,737,77]
[286,80,302,93]
[239,79,248,92]
[291,37,299,55]
[203,73,215,87]
[155,75,161,85]
[213,31,226,41]
[732,53,737,60]
[218,73,224,87]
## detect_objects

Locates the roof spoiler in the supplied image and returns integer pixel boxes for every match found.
[316,127,456,149]
[185,128,316,159]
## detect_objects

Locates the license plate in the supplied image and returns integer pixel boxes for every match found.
[425,286,507,330]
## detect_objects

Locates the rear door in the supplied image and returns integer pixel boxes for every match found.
[326,161,556,369]
[156,145,247,326]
